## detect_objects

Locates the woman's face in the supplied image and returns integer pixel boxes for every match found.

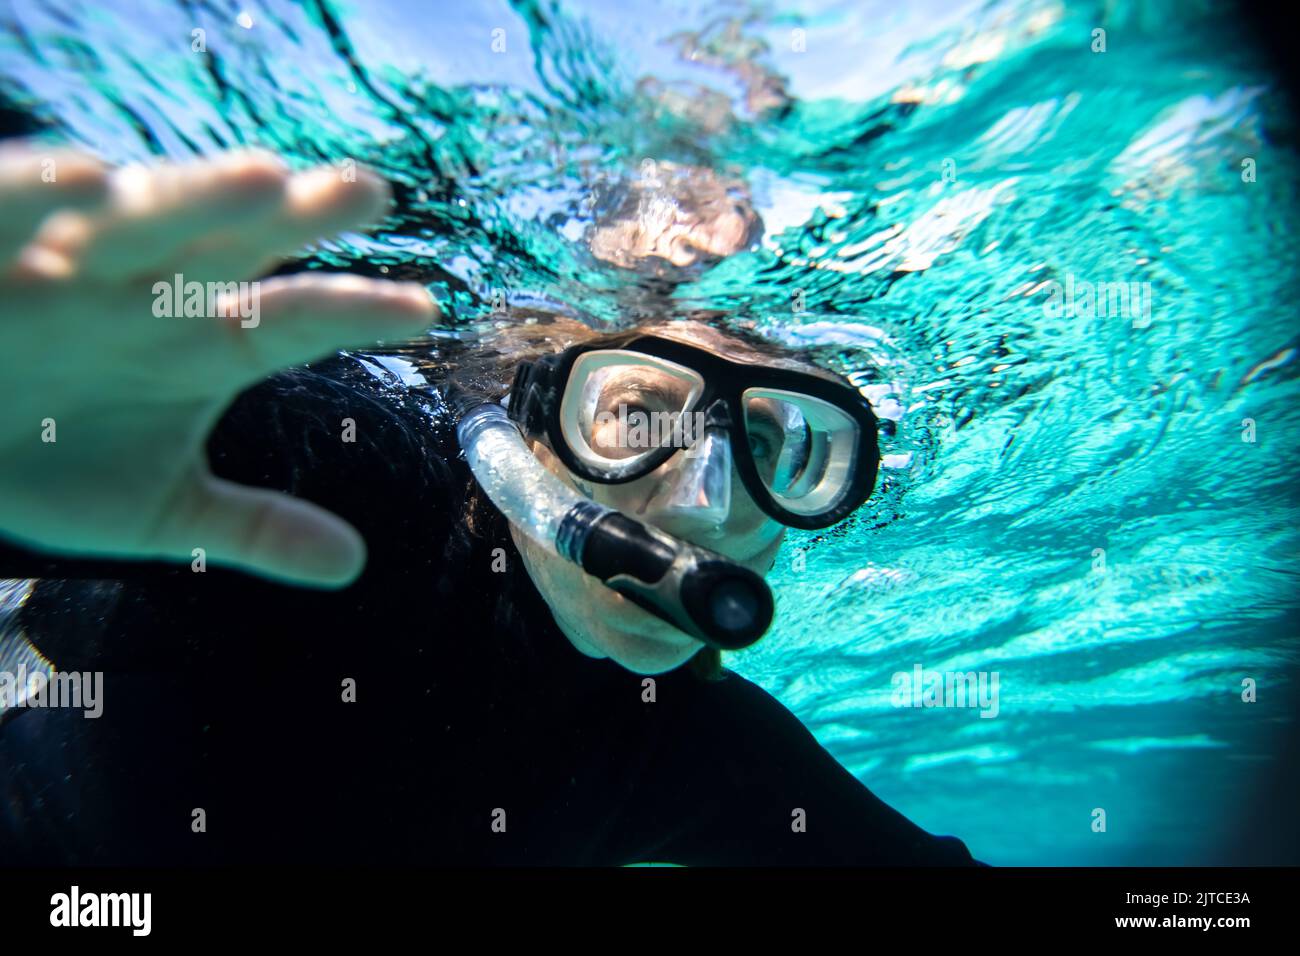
[508,326,788,674]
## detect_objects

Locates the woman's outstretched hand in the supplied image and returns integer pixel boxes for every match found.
[0,143,436,587]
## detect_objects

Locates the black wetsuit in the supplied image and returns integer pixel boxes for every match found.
[0,357,977,866]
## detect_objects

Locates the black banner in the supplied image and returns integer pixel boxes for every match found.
[0,866,1290,941]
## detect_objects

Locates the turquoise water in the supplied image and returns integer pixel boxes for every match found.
[3,0,1297,864]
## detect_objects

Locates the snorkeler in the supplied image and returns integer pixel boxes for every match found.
[0,146,978,865]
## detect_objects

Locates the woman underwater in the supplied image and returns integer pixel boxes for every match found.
[0,145,978,865]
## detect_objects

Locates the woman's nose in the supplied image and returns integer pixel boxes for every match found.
[643,426,733,528]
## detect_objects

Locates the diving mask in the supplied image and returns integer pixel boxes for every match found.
[507,334,882,530]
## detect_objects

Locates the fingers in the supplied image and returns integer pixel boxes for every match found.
[149,468,368,588]
[33,150,291,280]
[277,164,391,252]
[207,272,436,384]
[32,152,392,283]
[0,145,109,266]
[168,164,392,282]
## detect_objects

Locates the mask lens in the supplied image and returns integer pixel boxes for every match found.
[742,388,860,518]
[561,351,705,479]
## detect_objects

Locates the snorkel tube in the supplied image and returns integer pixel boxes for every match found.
[451,391,774,651]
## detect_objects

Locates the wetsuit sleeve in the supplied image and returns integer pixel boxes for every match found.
[623,669,980,866]
[0,359,476,864]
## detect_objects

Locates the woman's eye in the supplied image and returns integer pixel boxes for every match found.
[749,433,775,460]
[597,400,644,418]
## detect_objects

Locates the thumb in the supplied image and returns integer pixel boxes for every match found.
[149,468,367,587]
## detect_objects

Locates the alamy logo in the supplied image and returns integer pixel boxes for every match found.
[594,404,710,456]
[0,666,102,718]
[50,886,151,936]
[891,664,1000,718]
[1042,273,1153,327]
[152,273,260,328]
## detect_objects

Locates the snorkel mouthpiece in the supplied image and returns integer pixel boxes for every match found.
[558,506,773,651]
[453,393,774,650]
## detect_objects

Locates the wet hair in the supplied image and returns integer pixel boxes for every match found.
[396,311,838,681]
[418,310,839,404]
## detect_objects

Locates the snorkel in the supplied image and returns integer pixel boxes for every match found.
[450,388,775,651]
